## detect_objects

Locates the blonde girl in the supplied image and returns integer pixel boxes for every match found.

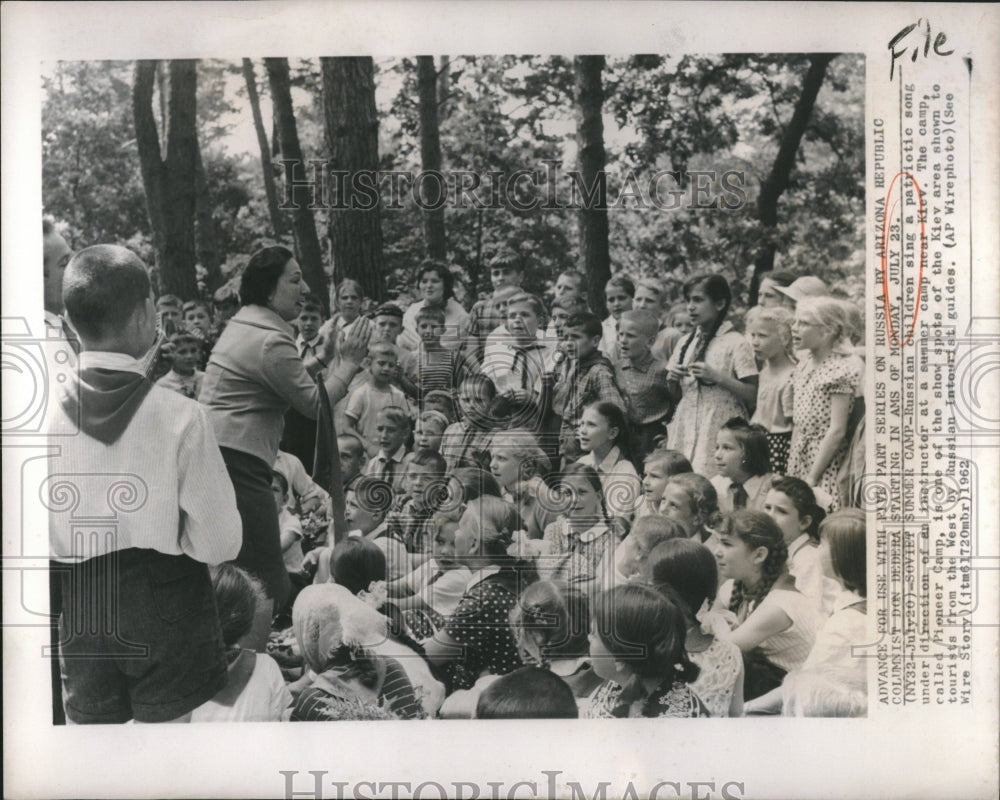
[746,305,796,474]
[658,472,722,545]
[787,297,862,508]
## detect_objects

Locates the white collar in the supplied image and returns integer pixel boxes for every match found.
[297,333,322,348]
[581,446,622,474]
[78,350,144,374]
[788,533,815,559]
[564,520,609,544]
[377,445,408,464]
[831,588,864,612]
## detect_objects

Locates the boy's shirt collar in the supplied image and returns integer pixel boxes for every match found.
[376,444,408,464]
[620,350,655,371]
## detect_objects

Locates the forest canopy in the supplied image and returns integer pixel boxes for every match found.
[42,53,864,314]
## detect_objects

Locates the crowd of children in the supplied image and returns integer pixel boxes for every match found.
[76,250,870,721]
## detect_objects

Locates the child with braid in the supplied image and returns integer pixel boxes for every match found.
[713,510,820,703]
[666,274,758,476]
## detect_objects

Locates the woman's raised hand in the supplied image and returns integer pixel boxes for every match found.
[340,317,373,365]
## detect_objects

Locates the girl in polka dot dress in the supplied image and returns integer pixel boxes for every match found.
[786,298,862,509]
[422,496,533,692]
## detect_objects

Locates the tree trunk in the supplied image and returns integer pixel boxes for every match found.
[574,56,611,317]
[242,58,287,238]
[265,57,328,311]
[321,56,386,302]
[750,54,835,304]
[437,55,451,119]
[133,59,200,299]
[194,147,223,292]
[417,56,447,260]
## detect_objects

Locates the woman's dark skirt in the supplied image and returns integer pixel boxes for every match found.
[219,446,291,611]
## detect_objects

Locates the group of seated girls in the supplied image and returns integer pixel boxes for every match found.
[161,260,867,721]
[200,414,867,720]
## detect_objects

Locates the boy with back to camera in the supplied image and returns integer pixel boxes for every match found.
[48,244,241,723]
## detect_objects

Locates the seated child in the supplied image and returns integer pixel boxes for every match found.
[659,472,722,545]
[585,583,709,718]
[763,476,838,616]
[389,513,474,640]
[274,449,330,515]
[576,401,643,520]
[414,410,449,454]
[710,417,775,513]
[338,433,366,493]
[646,539,744,717]
[329,537,444,716]
[439,374,498,472]
[346,475,408,581]
[636,448,692,519]
[603,514,688,588]
[290,583,422,720]
[271,470,304,574]
[361,406,412,493]
[385,449,448,569]
[422,496,528,692]
[155,326,204,399]
[421,390,457,425]
[190,564,293,722]
[476,667,579,719]
[345,342,412,458]
[519,464,614,591]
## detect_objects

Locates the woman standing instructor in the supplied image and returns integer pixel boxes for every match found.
[200,246,370,611]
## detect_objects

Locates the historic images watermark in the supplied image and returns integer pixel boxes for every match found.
[279,770,747,800]
[278,161,748,212]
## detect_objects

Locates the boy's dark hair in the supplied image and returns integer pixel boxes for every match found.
[563,312,603,339]
[239,245,295,307]
[156,293,182,309]
[416,306,447,325]
[353,475,394,514]
[338,433,365,460]
[422,390,457,423]
[212,564,265,647]
[271,469,289,498]
[63,245,152,341]
[460,373,497,401]
[299,295,324,316]
[373,303,404,320]
[764,270,796,288]
[181,299,210,317]
[488,249,523,274]
[821,509,867,597]
[330,537,386,595]
[408,448,447,475]
[606,273,636,297]
[475,667,578,719]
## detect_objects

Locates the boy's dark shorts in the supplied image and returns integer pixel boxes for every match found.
[56,548,227,724]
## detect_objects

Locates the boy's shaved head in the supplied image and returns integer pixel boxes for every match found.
[63,245,152,341]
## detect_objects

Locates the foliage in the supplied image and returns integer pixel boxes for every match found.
[42,54,864,309]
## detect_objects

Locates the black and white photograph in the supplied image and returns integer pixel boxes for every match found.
[4,3,998,799]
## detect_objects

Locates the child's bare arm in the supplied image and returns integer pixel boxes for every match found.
[806,392,851,486]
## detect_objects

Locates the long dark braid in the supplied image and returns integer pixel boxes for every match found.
[676,273,733,367]
[724,510,789,617]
